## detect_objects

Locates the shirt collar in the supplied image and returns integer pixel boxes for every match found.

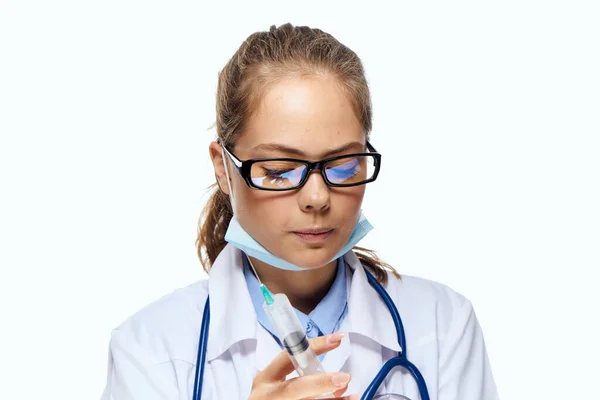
[310,258,347,335]
[243,254,347,339]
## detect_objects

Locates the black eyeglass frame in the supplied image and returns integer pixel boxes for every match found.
[220,141,382,191]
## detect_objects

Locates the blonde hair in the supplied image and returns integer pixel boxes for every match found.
[196,23,399,283]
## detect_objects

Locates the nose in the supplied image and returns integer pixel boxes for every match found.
[298,170,330,212]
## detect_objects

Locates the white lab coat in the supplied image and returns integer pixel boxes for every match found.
[101,243,499,399]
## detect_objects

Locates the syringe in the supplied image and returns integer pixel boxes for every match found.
[261,285,334,399]
[261,285,326,375]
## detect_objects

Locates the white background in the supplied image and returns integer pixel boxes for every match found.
[1,1,598,399]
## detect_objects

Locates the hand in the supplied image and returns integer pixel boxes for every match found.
[249,332,359,400]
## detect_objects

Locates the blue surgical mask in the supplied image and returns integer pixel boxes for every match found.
[224,211,373,271]
[220,146,373,271]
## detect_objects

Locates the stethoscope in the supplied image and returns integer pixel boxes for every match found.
[193,268,430,400]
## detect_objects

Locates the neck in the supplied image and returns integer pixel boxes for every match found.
[248,256,338,315]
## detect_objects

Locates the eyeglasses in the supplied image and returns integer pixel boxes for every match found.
[221,141,382,191]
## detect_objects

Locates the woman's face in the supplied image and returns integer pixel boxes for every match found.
[210,74,366,269]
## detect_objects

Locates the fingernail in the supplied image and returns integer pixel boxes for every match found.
[327,332,346,344]
[331,372,351,387]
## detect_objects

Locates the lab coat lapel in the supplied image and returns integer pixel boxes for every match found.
[206,244,257,361]
[320,317,352,373]
[320,265,354,373]
[277,251,402,377]
[253,321,284,373]
[323,252,404,393]
[343,251,401,353]
[322,251,400,375]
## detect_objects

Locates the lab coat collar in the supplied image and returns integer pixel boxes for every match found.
[207,244,401,371]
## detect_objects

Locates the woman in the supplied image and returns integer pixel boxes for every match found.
[101,23,499,400]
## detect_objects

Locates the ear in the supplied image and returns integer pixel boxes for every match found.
[208,141,230,195]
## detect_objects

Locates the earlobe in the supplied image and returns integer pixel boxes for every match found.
[215,174,230,195]
[214,168,231,196]
[214,174,224,192]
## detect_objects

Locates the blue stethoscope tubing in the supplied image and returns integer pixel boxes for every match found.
[192,269,430,400]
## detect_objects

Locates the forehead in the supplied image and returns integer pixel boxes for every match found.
[235,75,364,159]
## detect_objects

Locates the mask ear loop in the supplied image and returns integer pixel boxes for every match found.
[220,143,263,283]
[220,145,236,214]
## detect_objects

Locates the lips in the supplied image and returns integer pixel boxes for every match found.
[293,228,333,234]
[292,228,334,243]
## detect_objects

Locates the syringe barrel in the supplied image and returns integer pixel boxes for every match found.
[263,293,325,376]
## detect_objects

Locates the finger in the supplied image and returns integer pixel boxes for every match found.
[303,394,359,400]
[332,386,349,397]
[332,395,360,400]
[300,386,351,400]
[310,332,347,356]
[275,371,352,400]
[256,332,346,382]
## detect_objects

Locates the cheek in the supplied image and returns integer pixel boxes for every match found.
[337,187,366,231]
[234,187,294,238]
[230,173,258,213]
[338,185,366,211]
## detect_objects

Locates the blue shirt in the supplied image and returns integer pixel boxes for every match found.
[242,255,348,361]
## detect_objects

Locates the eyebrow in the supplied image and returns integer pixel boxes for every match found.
[251,141,366,158]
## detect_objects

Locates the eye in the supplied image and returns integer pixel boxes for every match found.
[329,158,360,174]
[334,163,359,174]
[326,157,364,183]
[250,162,307,188]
